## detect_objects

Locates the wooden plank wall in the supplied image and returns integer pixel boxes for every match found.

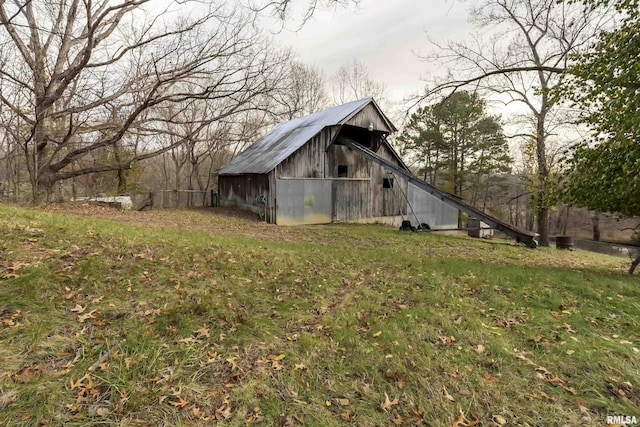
[326,144,370,178]
[275,132,328,178]
[218,102,406,224]
[217,174,270,218]
[370,142,407,217]
[344,103,392,133]
[332,179,371,221]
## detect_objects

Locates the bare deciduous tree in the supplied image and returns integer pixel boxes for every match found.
[0,0,291,201]
[276,61,328,119]
[247,0,357,25]
[420,0,613,246]
[332,60,387,106]
[139,101,272,202]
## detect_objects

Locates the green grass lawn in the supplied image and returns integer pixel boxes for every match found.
[0,204,638,426]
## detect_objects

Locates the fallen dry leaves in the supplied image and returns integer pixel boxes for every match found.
[68,373,104,411]
[1,261,30,279]
[442,386,456,402]
[515,349,576,395]
[0,204,632,426]
[12,364,43,383]
[0,389,17,410]
[380,393,399,412]
[194,324,210,338]
[77,309,98,323]
[535,366,576,395]
[484,372,500,383]
[1,310,23,328]
[392,413,404,425]
[449,410,481,427]
[169,396,189,409]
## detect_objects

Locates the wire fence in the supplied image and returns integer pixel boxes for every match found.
[0,186,215,210]
[133,190,214,210]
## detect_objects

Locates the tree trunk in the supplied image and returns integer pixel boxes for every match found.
[114,143,126,194]
[535,105,550,246]
[482,175,491,212]
[527,202,535,232]
[537,206,550,247]
[629,254,640,275]
[117,169,126,194]
[592,213,600,242]
[562,206,570,235]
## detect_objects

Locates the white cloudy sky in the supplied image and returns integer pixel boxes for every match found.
[270,0,473,104]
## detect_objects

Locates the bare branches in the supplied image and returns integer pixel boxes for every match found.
[418,0,614,246]
[246,0,357,28]
[423,0,611,102]
[267,60,328,120]
[419,65,565,106]
[0,0,293,200]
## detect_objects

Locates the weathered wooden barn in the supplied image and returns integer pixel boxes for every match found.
[218,98,459,227]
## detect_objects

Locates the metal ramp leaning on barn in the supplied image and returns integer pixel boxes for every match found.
[336,136,539,248]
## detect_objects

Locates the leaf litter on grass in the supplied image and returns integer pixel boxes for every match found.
[0,204,638,426]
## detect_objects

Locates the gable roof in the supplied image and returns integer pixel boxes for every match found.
[219,98,395,175]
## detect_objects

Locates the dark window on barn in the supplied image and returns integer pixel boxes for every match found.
[383,178,394,189]
[338,165,348,178]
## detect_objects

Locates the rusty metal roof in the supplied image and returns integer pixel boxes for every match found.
[220,98,386,175]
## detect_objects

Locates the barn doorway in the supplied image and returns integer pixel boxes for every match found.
[338,125,379,151]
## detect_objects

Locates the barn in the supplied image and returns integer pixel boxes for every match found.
[217,98,459,228]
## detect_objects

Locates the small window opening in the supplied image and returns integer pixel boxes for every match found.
[383,178,394,189]
[337,165,348,178]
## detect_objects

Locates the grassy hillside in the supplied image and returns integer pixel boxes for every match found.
[0,204,638,426]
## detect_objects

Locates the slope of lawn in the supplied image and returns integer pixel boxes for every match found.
[0,204,638,426]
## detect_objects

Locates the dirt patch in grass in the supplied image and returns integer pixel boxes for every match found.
[40,202,259,225]
[38,203,300,239]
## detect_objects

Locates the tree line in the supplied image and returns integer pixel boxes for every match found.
[390,0,638,248]
[0,1,383,204]
[1,0,638,252]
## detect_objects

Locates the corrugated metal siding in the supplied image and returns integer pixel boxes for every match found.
[276,179,332,225]
[217,99,412,225]
[408,183,458,229]
[332,179,371,221]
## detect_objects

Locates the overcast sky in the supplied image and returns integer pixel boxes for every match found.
[271,0,472,104]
